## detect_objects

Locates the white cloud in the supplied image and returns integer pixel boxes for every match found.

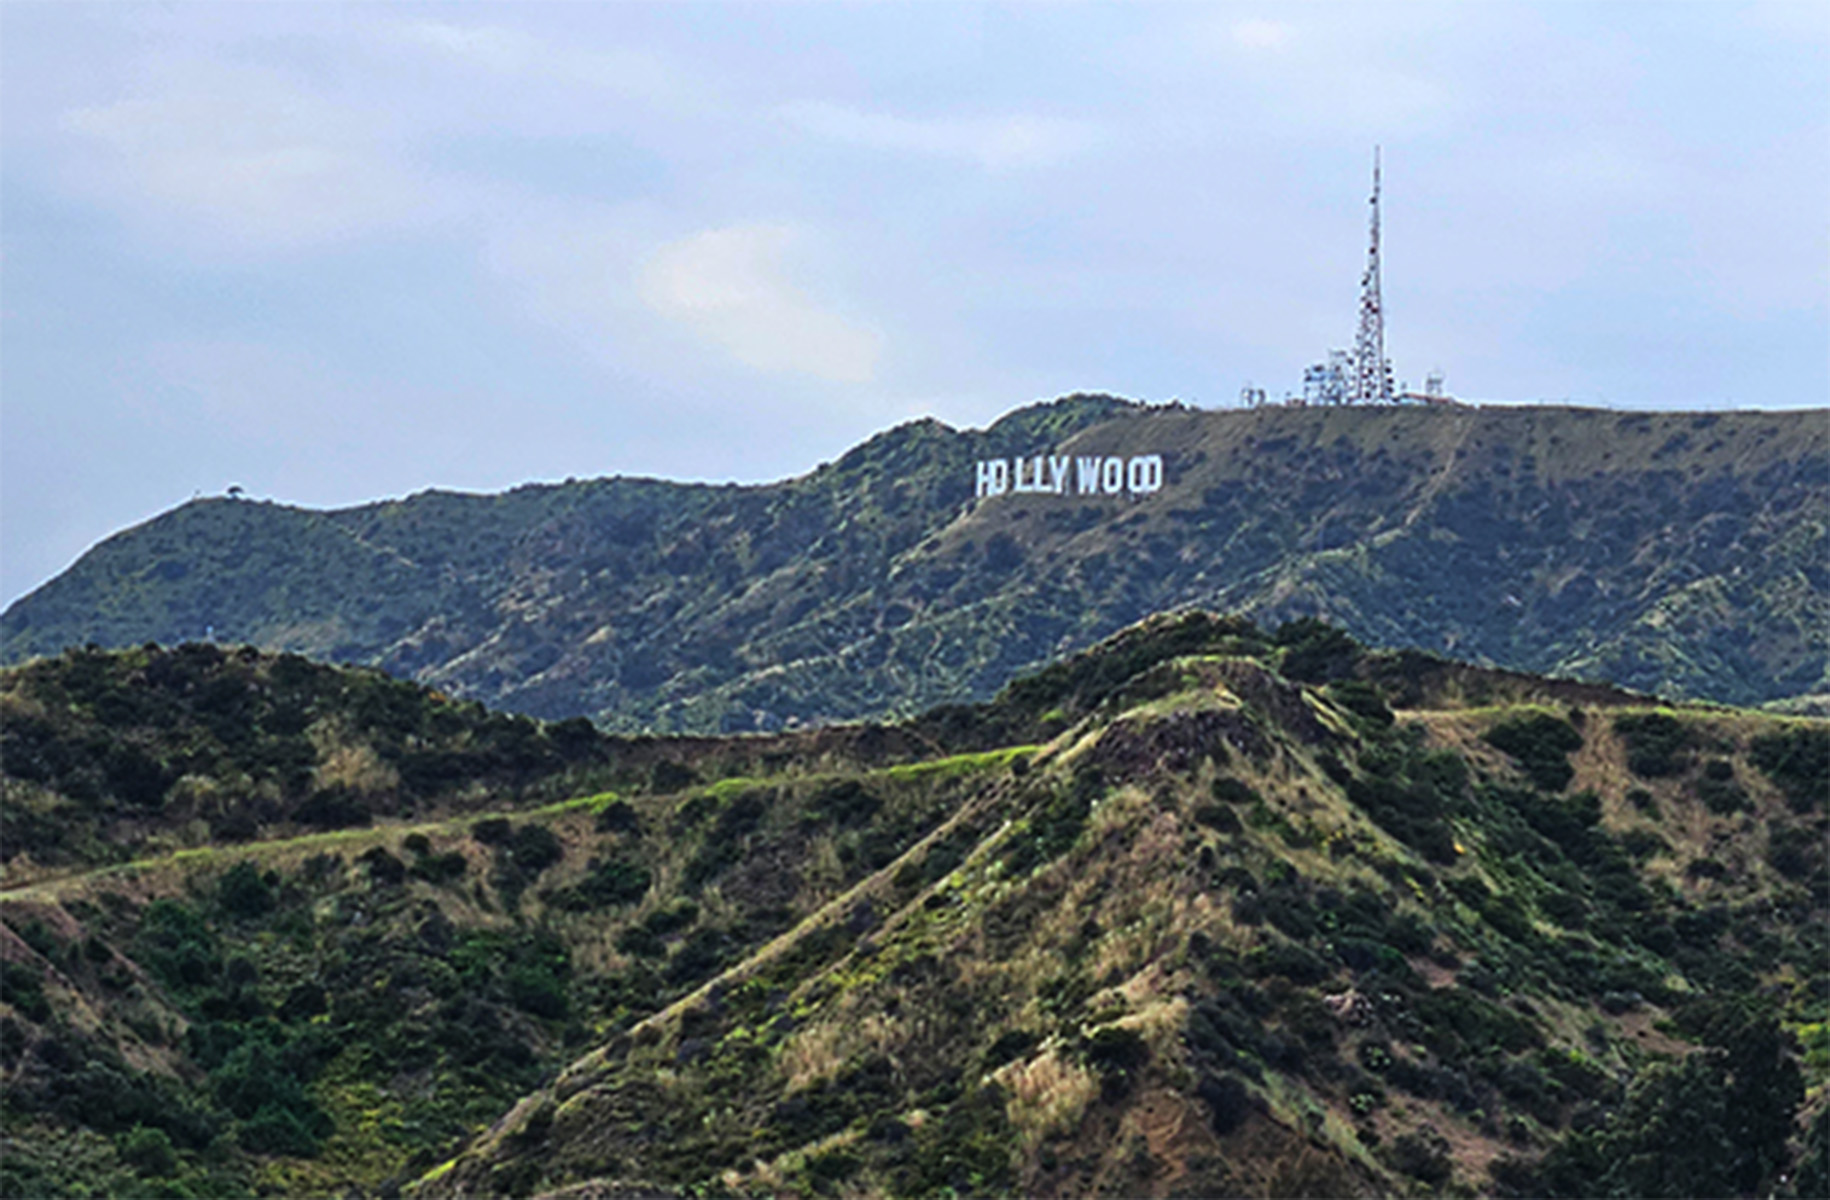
[1232,19,1294,50]
[399,20,540,73]
[393,19,695,108]
[484,214,882,387]
[637,225,882,384]
[779,101,1098,170]
[1178,9,1453,140]
[61,65,427,250]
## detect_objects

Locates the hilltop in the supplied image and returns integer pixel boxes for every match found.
[2,618,1825,1198]
[4,398,1826,729]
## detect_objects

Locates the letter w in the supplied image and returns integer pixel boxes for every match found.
[1076,457,1102,495]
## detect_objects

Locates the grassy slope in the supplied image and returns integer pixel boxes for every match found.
[3,616,1825,1198]
[5,402,1825,729]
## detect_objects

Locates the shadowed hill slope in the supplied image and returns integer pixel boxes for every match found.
[3,617,1825,1198]
[5,399,1825,727]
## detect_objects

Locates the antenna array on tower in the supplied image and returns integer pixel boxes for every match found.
[1257,148,1455,408]
[1349,147,1393,404]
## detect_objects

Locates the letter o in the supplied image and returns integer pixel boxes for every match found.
[1102,457,1124,494]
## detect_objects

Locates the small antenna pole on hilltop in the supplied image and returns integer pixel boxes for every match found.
[1351,147,1393,404]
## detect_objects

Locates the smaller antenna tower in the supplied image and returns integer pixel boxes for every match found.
[1350,147,1393,404]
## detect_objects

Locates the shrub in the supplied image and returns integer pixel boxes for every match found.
[1248,941,1331,986]
[547,857,651,911]
[1485,713,1583,792]
[237,1102,328,1157]
[595,800,641,833]
[1275,619,1360,684]
[648,760,699,793]
[1387,1128,1452,1184]
[805,780,880,827]
[506,823,563,872]
[984,1029,1037,1069]
[293,787,371,830]
[1211,777,1261,806]
[1614,713,1692,778]
[682,791,771,888]
[806,1147,861,1187]
[472,817,512,844]
[1694,761,1748,815]
[216,862,274,918]
[409,851,468,884]
[358,847,406,886]
[1767,823,1824,882]
[1085,1025,1150,1074]
[615,925,664,958]
[134,900,222,992]
[118,1124,178,1176]
[1749,726,1830,812]
[1197,1073,1254,1135]
[0,962,50,1023]
[1194,804,1243,834]
[1327,680,1395,727]
[505,966,567,1020]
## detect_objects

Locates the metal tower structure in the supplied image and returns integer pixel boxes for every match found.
[1350,147,1393,404]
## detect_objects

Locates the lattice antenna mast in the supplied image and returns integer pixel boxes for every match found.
[1351,147,1392,403]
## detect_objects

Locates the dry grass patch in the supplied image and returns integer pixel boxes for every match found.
[779,1019,850,1093]
[1003,1048,1099,1151]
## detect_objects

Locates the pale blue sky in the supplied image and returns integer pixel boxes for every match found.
[3,2,1826,605]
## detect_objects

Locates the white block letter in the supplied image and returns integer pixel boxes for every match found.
[976,459,1008,497]
[1128,454,1164,494]
[1077,456,1102,494]
[1049,455,1070,494]
[1102,457,1124,494]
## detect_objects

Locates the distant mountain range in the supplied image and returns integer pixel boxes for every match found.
[5,397,1825,729]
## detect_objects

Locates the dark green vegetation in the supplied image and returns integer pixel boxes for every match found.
[6,400,1826,730]
[3,614,1826,1197]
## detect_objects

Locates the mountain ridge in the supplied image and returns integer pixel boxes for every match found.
[4,616,1823,1198]
[6,398,1825,728]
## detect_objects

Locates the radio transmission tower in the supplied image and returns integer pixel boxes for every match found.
[1351,147,1393,404]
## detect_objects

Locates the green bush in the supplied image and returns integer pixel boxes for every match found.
[134,900,222,993]
[595,800,641,833]
[1327,680,1395,727]
[1275,619,1361,684]
[1211,777,1260,806]
[293,787,371,829]
[118,1124,178,1177]
[683,792,771,888]
[409,850,468,884]
[1532,1002,1801,1198]
[546,856,651,911]
[358,847,406,885]
[1694,761,1749,815]
[1767,823,1824,882]
[505,966,568,1020]
[1484,713,1584,792]
[1387,1128,1452,1184]
[805,779,881,827]
[1614,713,1692,778]
[211,1039,329,1156]
[216,862,274,918]
[0,961,50,1022]
[1749,726,1829,812]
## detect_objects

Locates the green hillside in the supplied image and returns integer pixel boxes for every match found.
[3,619,1826,1198]
[4,399,1826,729]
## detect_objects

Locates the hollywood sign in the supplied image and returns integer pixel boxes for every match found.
[975,453,1164,498]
